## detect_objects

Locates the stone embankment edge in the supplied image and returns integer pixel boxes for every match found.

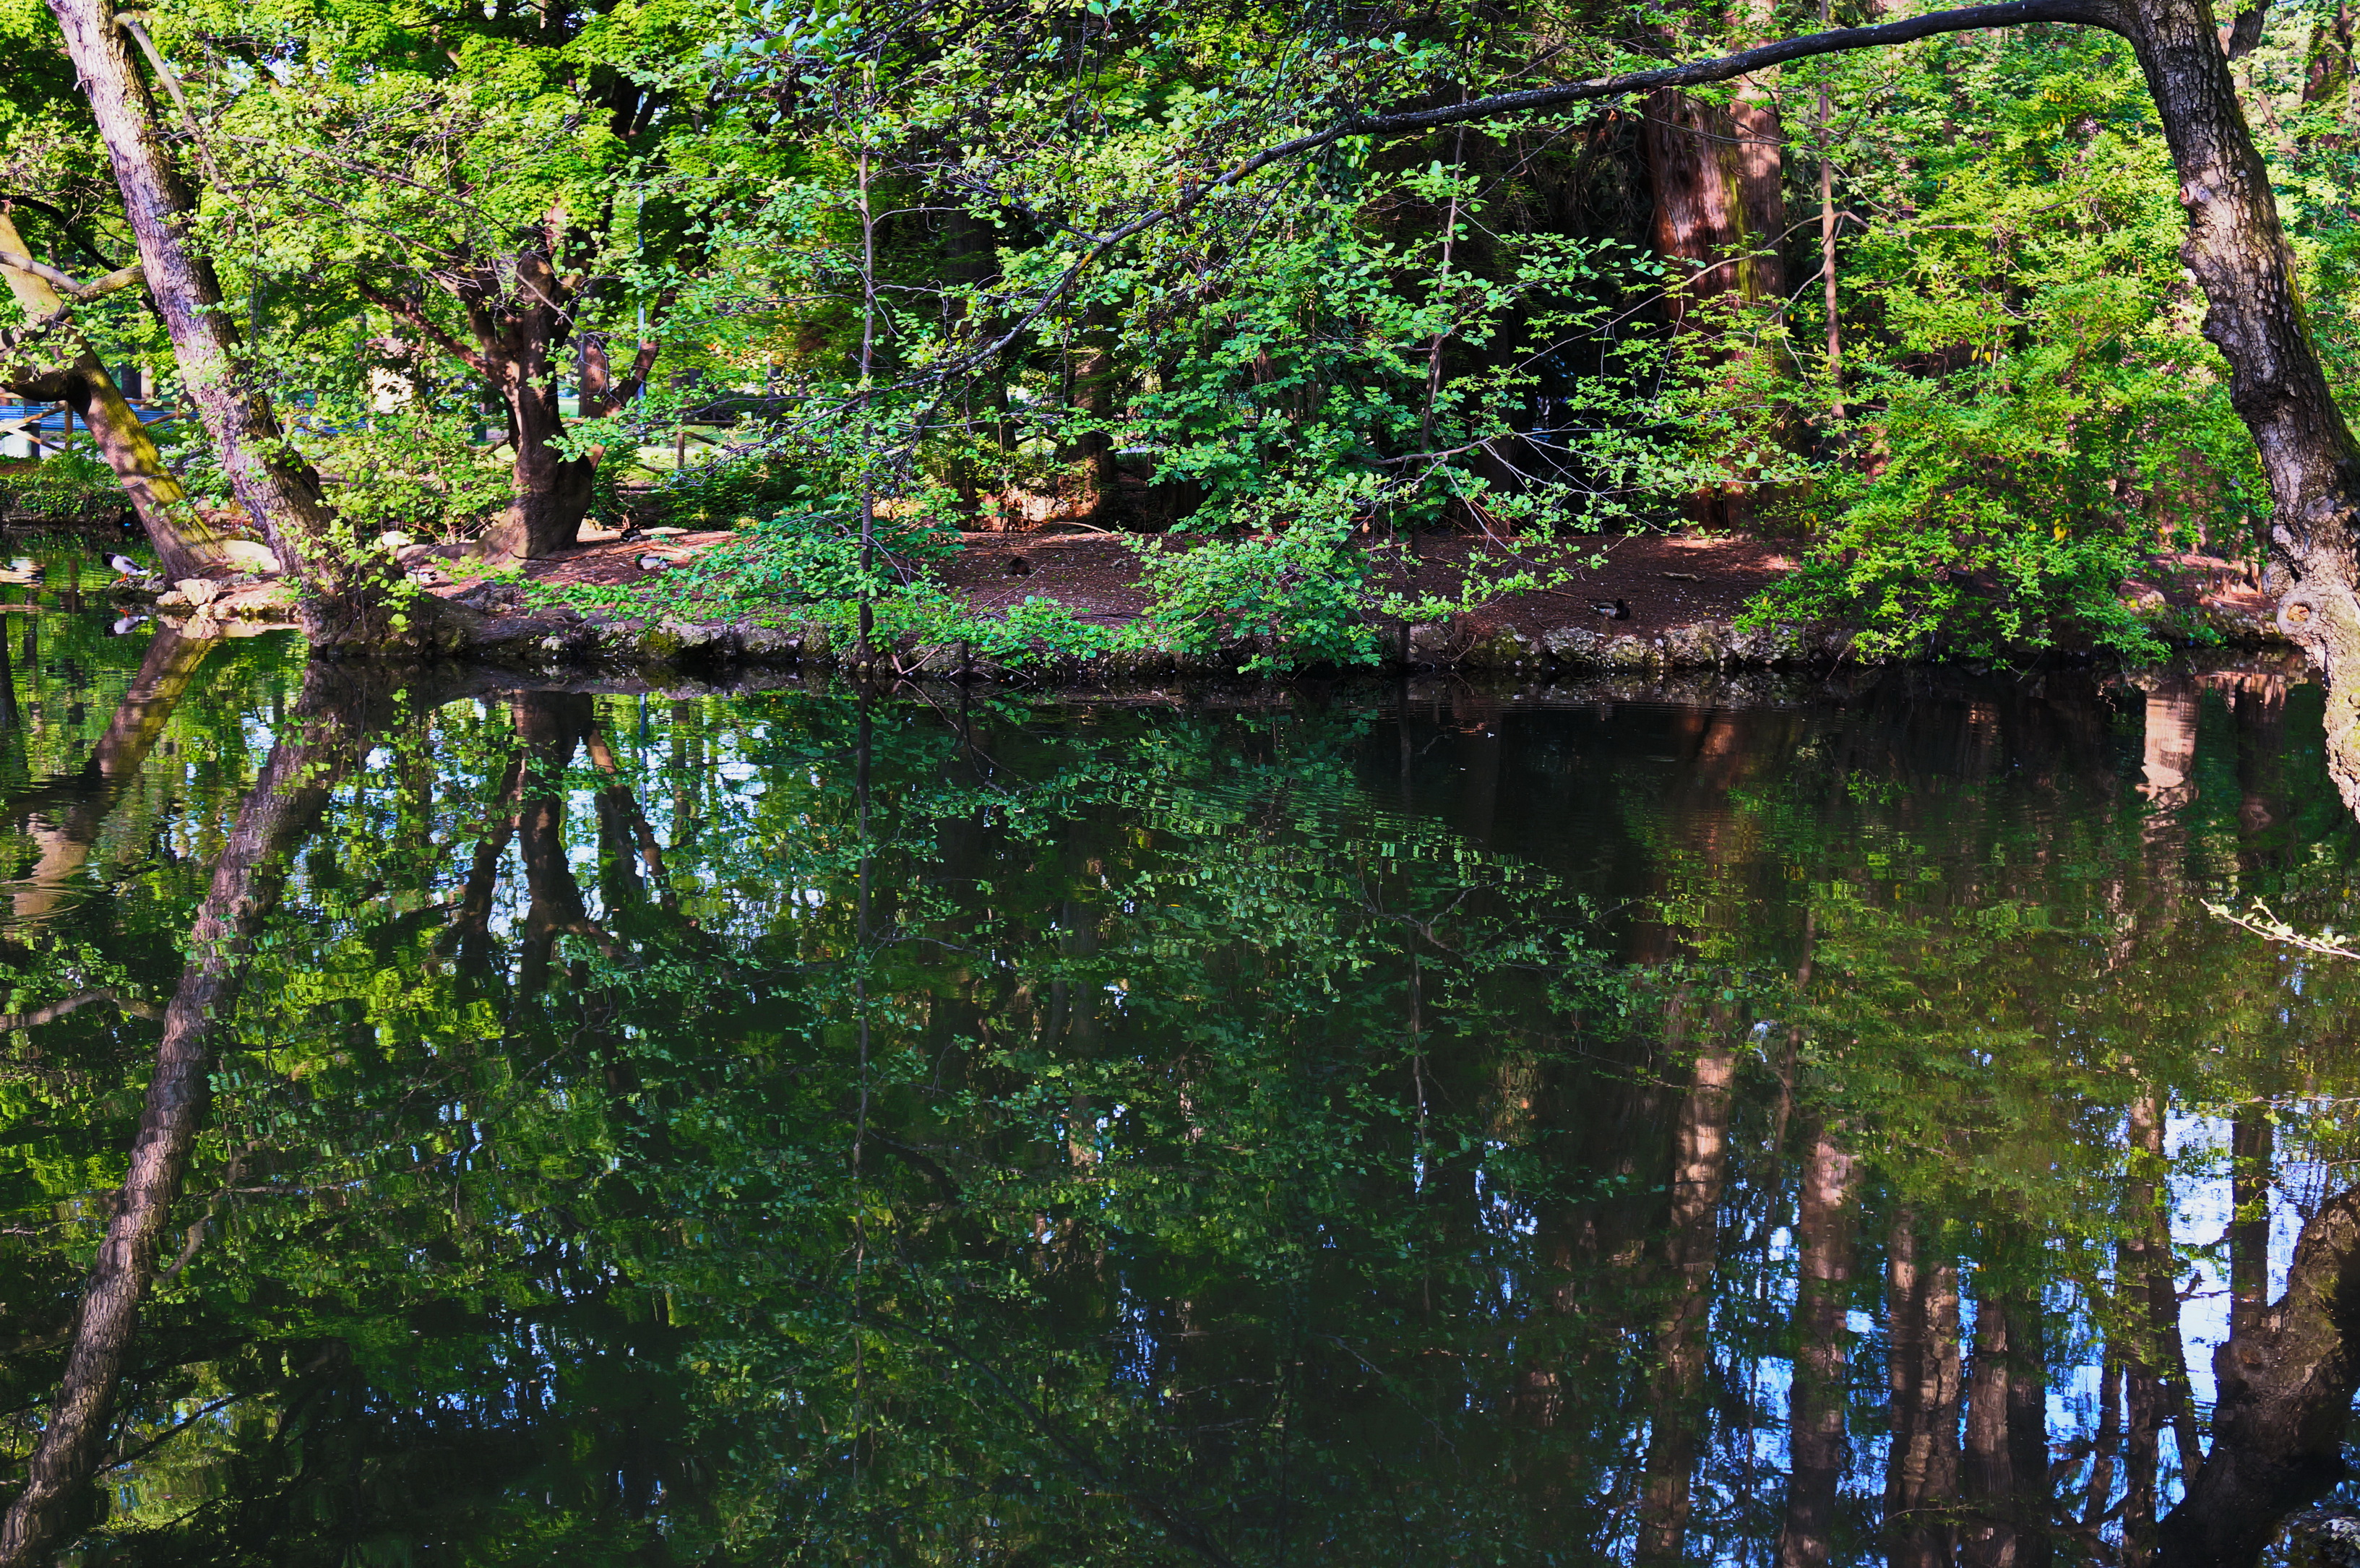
[488,603,2297,677]
[155,590,2297,676]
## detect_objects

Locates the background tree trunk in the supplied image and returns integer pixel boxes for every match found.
[1635,1011,1735,1567]
[1886,1210,1963,1568]
[1640,42,1787,530]
[1777,1119,1858,1568]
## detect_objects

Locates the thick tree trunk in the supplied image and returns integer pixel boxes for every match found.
[1886,1210,1963,1568]
[484,361,598,561]
[470,265,658,561]
[1777,1120,1859,1568]
[0,212,233,582]
[1635,1017,1736,1567]
[42,0,463,650]
[2160,1186,2360,1568]
[1641,94,1782,327]
[1640,44,1787,530]
[512,692,599,994]
[0,663,362,1566]
[2128,1091,2208,1474]
[1732,0,1793,301]
[1961,1280,2054,1568]
[2113,0,2360,807]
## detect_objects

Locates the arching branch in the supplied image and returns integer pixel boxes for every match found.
[942,0,2119,382]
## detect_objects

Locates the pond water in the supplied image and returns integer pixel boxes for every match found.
[0,565,2352,1566]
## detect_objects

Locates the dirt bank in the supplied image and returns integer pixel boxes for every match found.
[149,530,2295,676]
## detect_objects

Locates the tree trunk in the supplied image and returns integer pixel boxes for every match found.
[2232,1110,2275,1340]
[0,212,233,582]
[2127,1349,2166,1568]
[2235,678,2288,849]
[1642,93,1780,329]
[470,262,659,561]
[42,0,468,650]
[2114,0,2360,809]
[1635,1016,1736,1567]
[1963,1244,2053,1568]
[1777,1119,1859,1568]
[512,692,616,994]
[1886,1209,1963,1568]
[483,358,598,561]
[2160,1185,2360,1568]
[9,625,210,929]
[1731,0,1793,303]
[1072,302,1121,520]
[0,662,363,1567]
[2128,1090,2208,1475]
[477,285,593,561]
[1640,49,1787,530]
[2304,0,2353,109]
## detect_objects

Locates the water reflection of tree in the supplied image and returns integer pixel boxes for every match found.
[15,669,2360,1564]
[0,660,365,1564]
[1629,670,2360,1568]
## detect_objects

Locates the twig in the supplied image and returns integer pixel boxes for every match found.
[2204,897,2360,960]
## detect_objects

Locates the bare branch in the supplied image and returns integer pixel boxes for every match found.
[353,283,491,376]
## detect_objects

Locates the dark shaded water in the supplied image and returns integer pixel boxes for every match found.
[0,563,2352,1564]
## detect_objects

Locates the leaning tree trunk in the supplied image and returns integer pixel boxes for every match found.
[41,0,462,651]
[0,211,236,582]
[0,662,365,1566]
[2114,0,2360,809]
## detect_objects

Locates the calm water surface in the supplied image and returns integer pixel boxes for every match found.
[0,557,2352,1565]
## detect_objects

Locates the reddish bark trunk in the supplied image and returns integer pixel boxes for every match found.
[1635,1011,1736,1567]
[1886,1210,1963,1568]
[1777,1120,1859,1568]
[1640,35,1788,530]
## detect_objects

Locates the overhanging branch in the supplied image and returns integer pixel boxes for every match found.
[1313,0,2118,148]
[940,0,2118,382]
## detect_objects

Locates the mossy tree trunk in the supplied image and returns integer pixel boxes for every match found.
[0,210,236,582]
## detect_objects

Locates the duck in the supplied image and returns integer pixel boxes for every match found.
[105,552,151,580]
[1590,598,1631,621]
[110,614,148,635]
